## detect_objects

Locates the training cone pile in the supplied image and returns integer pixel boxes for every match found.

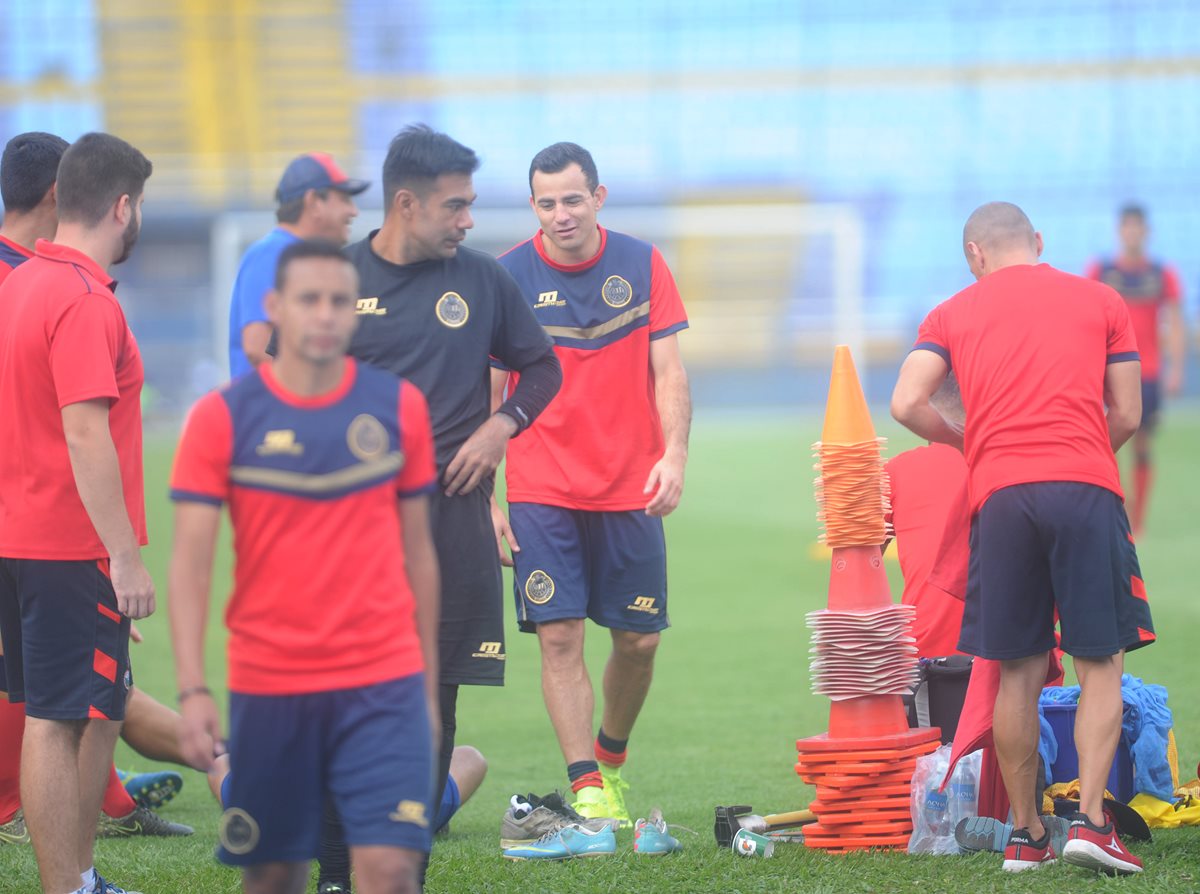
[796,346,940,853]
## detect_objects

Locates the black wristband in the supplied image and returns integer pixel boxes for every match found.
[177,685,212,704]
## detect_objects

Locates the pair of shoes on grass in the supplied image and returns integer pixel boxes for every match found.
[995,811,1142,876]
[502,806,683,861]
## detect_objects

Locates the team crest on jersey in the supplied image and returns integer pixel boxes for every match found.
[219,808,261,855]
[436,291,470,328]
[346,413,392,463]
[389,800,430,827]
[525,570,556,605]
[601,275,633,308]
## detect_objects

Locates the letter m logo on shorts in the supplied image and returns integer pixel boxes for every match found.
[628,596,659,614]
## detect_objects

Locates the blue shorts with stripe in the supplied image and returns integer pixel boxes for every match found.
[217,673,433,866]
[0,558,131,720]
[509,503,669,634]
[958,482,1155,661]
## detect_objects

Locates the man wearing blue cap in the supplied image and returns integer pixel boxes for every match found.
[228,153,369,378]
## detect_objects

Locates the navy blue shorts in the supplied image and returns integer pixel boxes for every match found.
[958,482,1155,660]
[509,503,669,634]
[0,558,131,720]
[1141,379,1162,432]
[217,673,433,866]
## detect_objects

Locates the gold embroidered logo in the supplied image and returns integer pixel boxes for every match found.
[356,296,387,315]
[388,800,429,827]
[346,414,391,462]
[525,570,555,605]
[472,641,506,660]
[435,291,469,328]
[627,595,660,615]
[256,430,303,456]
[601,275,633,308]
[218,808,261,855]
[536,290,566,308]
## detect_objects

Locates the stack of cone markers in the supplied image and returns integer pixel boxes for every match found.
[796,346,940,853]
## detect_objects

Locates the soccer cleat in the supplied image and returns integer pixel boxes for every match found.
[93,874,143,894]
[1002,826,1057,872]
[0,809,30,845]
[956,814,1069,856]
[633,808,682,855]
[97,805,194,838]
[502,823,616,861]
[117,768,184,810]
[598,763,632,829]
[1062,811,1143,876]
[572,784,619,826]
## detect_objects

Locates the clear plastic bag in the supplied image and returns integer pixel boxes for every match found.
[907,743,982,854]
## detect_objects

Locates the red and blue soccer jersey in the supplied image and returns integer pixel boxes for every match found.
[0,240,146,559]
[1085,258,1181,381]
[169,359,436,695]
[914,264,1138,514]
[0,235,32,281]
[497,227,688,510]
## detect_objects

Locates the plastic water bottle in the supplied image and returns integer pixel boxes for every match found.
[923,785,950,837]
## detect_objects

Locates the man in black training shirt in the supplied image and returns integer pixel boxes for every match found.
[318,126,561,893]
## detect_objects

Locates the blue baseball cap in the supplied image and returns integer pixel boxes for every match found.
[275,153,370,204]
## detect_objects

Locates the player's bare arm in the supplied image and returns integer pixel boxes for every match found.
[399,494,441,742]
[1104,359,1142,452]
[241,320,273,369]
[644,333,691,517]
[487,366,520,565]
[167,500,225,772]
[61,398,156,619]
[891,350,963,449]
[1164,302,1186,396]
[443,411,519,497]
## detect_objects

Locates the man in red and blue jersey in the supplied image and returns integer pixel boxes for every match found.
[493,143,691,828]
[228,154,368,378]
[893,202,1154,876]
[1085,204,1185,537]
[170,240,439,894]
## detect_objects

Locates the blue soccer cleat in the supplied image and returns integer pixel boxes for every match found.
[633,808,683,855]
[117,769,184,810]
[501,823,616,861]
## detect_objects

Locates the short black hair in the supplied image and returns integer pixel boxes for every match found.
[274,239,354,290]
[381,124,479,209]
[1119,203,1147,224]
[529,142,599,194]
[0,132,69,214]
[55,132,152,226]
[276,188,329,224]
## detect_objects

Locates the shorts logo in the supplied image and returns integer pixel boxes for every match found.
[389,799,429,827]
[472,641,506,660]
[601,275,633,308]
[346,413,392,463]
[123,668,132,691]
[256,429,303,456]
[436,291,470,328]
[627,595,660,615]
[536,290,566,308]
[219,808,261,855]
[356,296,387,315]
[525,570,556,605]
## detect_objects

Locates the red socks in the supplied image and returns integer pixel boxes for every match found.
[101,763,135,818]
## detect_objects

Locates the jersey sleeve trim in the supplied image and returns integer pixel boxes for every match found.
[1106,351,1140,364]
[912,342,951,366]
[397,481,438,499]
[650,320,689,341]
[168,488,223,506]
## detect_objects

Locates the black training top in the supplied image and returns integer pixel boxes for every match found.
[344,232,555,470]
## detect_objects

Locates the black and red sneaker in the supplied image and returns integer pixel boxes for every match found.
[1002,826,1057,872]
[1062,811,1144,876]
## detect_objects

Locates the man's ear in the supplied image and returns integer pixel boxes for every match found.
[114,193,133,226]
[1034,231,1044,258]
[593,184,607,211]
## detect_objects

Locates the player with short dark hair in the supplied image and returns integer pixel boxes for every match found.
[0,131,154,894]
[892,201,1154,876]
[312,124,561,893]
[1085,204,1185,537]
[0,132,69,272]
[170,239,440,894]
[229,153,369,378]
[492,142,691,829]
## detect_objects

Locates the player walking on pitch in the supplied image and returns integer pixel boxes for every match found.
[493,143,691,827]
[0,132,154,894]
[169,240,440,894]
[892,202,1154,876]
[1085,204,1185,537]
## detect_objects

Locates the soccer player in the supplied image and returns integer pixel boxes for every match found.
[229,153,368,377]
[169,240,439,894]
[0,132,154,894]
[313,122,561,894]
[892,201,1155,876]
[493,142,691,827]
[1085,204,1185,537]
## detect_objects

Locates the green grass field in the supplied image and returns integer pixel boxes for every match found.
[2,410,1198,893]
